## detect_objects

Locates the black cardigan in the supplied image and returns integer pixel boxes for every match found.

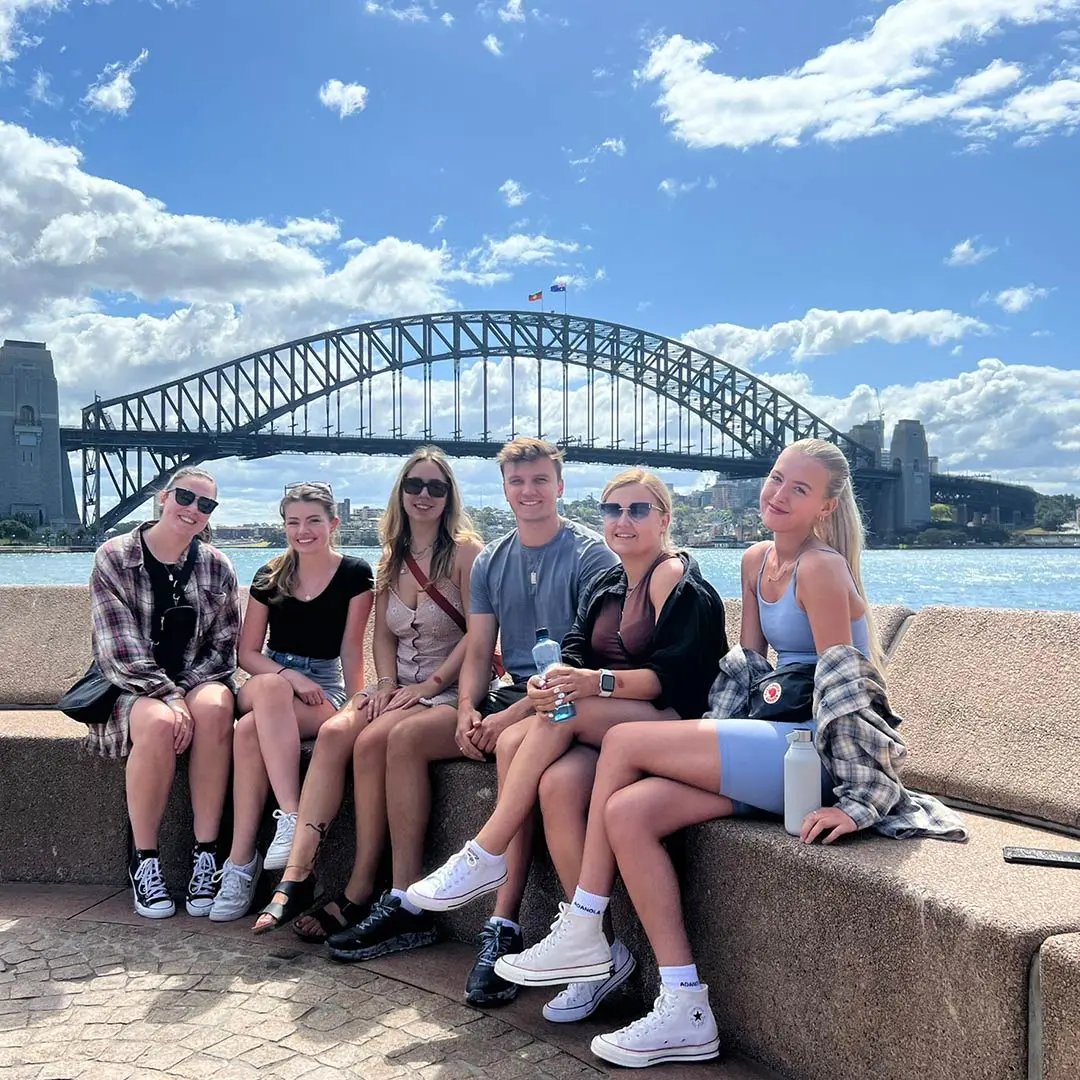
[559,552,729,719]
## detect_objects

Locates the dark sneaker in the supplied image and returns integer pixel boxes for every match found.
[327,892,437,962]
[185,847,219,917]
[129,854,175,919]
[465,919,523,1006]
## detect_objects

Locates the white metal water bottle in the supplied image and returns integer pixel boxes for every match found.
[531,627,576,723]
[784,729,822,836]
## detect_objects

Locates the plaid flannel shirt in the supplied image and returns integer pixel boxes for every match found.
[706,644,968,841]
[87,525,240,757]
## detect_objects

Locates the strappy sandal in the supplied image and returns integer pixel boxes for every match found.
[252,875,318,935]
[292,894,371,945]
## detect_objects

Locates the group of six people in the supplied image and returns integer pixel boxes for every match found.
[84,435,952,1069]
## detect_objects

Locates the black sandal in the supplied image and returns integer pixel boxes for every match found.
[292,894,371,945]
[252,875,318,935]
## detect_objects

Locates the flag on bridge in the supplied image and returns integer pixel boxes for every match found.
[549,282,567,293]
[528,291,543,302]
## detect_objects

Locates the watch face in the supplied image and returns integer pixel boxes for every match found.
[601,671,616,693]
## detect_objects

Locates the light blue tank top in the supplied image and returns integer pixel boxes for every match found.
[756,545,871,667]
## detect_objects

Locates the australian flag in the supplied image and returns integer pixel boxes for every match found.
[550,282,567,293]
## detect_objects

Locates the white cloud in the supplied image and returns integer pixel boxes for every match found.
[441,11,454,25]
[638,1,1080,150]
[681,307,989,368]
[483,33,503,56]
[987,283,1051,312]
[364,1,429,20]
[471,232,579,270]
[0,0,65,63]
[658,177,699,197]
[946,236,997,265]
[83,49,149,117]
[430,214,447,233]
[568,136,627,169]
[498,0,525,22]
[318,79,369,118]
[593,66,611,79]
[498,178,529,207]
[27,68,59,106]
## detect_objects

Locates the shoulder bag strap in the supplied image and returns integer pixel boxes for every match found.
[404,551,467,634]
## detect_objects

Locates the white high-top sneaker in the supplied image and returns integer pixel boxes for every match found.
[590,984,721,1068]
[406,842,508,912]
[543,939,636,1022]
[493,903,613,986]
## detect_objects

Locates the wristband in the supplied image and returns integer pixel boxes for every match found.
[376,677,397,689]
[276,666,288,675]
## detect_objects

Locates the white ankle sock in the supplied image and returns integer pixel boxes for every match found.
[489,916,521,933]
[391,888,422,915]
[570,887,609,918]
[469,839,505,865]
[659,963,702,990]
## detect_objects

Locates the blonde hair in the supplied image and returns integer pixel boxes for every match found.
[163,465,217,543]
[255,483,337,603]
[376,447,480,592]
[784,439,884,673]
[601,468,675,551]
[496,437,565,482]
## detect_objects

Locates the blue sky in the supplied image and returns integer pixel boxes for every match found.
[1,0,1078,521]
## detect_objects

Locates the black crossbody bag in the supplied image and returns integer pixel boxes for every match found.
[58,540,200,725]
[747,662,816,725]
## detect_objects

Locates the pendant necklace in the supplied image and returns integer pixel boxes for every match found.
[765,539,812,583]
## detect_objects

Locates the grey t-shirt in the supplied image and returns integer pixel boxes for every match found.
[470,519,617,683]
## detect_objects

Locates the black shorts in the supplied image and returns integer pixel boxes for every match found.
[478,680,530,718]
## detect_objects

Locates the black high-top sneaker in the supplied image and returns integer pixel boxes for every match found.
[185,843,219,917]
[465,919,523,1006]
[129,849,175,919]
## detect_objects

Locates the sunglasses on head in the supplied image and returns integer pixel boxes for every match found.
[598,501,664,522]
[170,487,219,515]
[402,477,450,498]
[286,481,333,496]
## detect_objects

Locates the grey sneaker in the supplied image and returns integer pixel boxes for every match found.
[264,810,297,871]
[209,853,263,922]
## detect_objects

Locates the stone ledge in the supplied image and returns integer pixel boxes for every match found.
[1037,932,1080,1080]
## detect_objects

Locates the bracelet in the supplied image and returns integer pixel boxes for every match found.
[375,677,397,689]
[276,666,288,675]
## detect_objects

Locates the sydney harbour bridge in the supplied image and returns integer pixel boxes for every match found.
[17,310,1034,535]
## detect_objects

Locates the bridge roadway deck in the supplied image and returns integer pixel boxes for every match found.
[0,885,780,1080]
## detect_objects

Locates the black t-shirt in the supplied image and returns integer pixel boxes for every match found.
[250,555,373,660]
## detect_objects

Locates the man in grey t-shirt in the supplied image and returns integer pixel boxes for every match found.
[371,438,614,1006]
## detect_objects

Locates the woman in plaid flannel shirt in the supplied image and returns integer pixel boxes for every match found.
[88,465,240,921]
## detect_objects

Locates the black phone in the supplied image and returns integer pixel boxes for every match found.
[1002,846,1080,870]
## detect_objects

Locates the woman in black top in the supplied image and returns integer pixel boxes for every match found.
[209,482,374,922]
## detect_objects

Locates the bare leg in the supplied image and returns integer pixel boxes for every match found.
[538,745,599,898]
[184,681,234,844]
[578,720,725,896]
[490,720,535,922]
[126,698,179,850]
[254,701,369,932]
[228,713,267,866]
[475,698,677,856]
[385,709,462,887]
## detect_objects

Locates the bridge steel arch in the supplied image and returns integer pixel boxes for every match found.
[69,310,877,532]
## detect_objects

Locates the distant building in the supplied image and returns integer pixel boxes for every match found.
[846,418,885,467]
[889,419,932,529]
[337,498,352,521]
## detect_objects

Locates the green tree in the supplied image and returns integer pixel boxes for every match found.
[916,527,966,547]
[1035,505,1068,531]
[930,503,954,522]
[0,519,32,542]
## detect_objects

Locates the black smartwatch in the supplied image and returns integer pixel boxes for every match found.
[598,669,616,697]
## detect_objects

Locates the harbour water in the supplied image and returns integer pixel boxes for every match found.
[3,547,1079,612]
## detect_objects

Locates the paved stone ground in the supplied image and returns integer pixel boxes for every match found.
[0,886,777,1080]
[0,914,608,1080]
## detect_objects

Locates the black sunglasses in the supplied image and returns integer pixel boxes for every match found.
[170,487,219,515]
[402,477,450,498]
[598,501,664,522]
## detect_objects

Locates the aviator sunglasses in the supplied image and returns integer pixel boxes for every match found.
[598,501,665,522]
[402,477,451,498]
[170,487,219,515]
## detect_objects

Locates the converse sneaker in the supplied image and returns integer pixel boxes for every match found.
[129,853,175,919]
[185,847,219,916]
[493,903,612,986]
[405,842,507,912]
[327,892,437,962]
[465,919,523,1006]
[264,810,297,871]
[543,939,636,1023]
[208,852,263,922]
[590,984,721,1068]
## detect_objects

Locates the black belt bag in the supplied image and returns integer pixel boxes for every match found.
[748,663,816,724]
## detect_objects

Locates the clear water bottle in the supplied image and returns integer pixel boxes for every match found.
[532,627,576,723]
[784,729,822,836]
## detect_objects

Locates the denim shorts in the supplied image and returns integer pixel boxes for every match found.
[712,717,833,817]
[266,649,347,710]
